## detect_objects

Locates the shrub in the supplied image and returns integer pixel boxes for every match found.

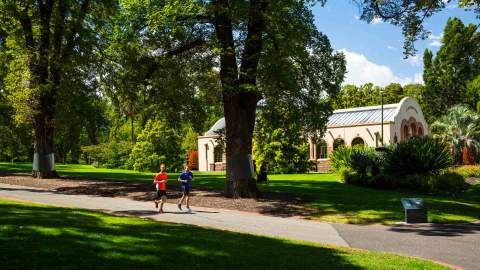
[188,151,199,170]
[253,128,310,174]
[349,146,381,178]
[429,172,466,195]
[384,137,452,176]
[130,120,183,172]
[81,141,133,169]
[329,146,352,172]
[366,174,393,189]
[452,165,480,177]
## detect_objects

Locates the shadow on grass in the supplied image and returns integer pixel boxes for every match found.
[388,223,480,237]
[1,162,478,225]
[0,201,375,270]
[264,180,480,224]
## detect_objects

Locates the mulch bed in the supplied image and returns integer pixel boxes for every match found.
[0,172,317,218]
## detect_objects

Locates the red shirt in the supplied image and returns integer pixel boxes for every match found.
[154,172,167,190]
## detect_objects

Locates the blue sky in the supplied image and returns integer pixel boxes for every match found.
[312,1,478,86]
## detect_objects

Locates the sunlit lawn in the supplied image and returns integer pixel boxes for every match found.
[1,162,479,224]
[0,199,449,270]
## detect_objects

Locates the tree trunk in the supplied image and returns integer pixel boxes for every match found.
[224,92,258,198]
[131,117,135,142]
[32,111,58,178]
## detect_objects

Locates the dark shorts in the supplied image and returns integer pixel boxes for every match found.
[182,186,190,196]
[156,189,167,199]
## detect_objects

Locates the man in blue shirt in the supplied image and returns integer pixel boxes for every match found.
[177,164,194,212]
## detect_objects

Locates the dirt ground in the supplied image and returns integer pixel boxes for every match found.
[0,172,317,218]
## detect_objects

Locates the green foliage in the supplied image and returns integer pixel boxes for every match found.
[130,119,182,172]
[422,17,480,123]
[452,165,480,177]
[81,141,134,169]
[332,138,458,195]
[329,146,353,172]
[331,146,381,185]
[253,124,310,174]
[333,83,425,110]
[431,105,480,164]
[181,125,199,154]
[384,137,452,176]
[429,172,466,195]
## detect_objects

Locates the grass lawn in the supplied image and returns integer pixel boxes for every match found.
[0,198,449,270]
[1,162,479,224]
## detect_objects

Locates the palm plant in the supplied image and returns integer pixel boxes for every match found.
[431,105,480,165]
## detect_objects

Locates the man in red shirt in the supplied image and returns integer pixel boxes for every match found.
[154,163,168,213]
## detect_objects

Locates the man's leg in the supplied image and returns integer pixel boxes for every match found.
[186,195,190,209]
[154,190,160,208]
[177,193,185,210]
[159,195,166,213]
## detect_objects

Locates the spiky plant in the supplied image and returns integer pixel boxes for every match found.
[431,105,480,164]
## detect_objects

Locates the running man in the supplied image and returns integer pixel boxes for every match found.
[177,164,194,212]
[153,163,168,213]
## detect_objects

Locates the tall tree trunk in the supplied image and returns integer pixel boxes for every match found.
[32,108,58,178]
[224,92,258,197]
[214,0,266,197]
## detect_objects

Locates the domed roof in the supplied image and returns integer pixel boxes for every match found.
[204,117,225,136]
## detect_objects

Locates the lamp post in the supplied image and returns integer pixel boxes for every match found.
[381,90,384,146]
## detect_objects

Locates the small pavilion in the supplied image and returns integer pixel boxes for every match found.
[197,97,429,172]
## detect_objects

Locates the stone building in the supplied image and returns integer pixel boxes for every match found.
[198,97,429,172]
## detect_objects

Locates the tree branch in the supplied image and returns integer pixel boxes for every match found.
[238,0,267,98]
[144,38,207,80]
[62,0,90,59]
[213,0,238,91]
[175,13,213,23]
[12,5,35,49]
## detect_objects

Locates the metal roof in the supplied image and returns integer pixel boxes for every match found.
[204,103,400,135]
[204,117,225,136]
[327,103,399,127]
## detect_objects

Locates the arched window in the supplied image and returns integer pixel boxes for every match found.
[393,135,398,143]
[333,138,345,151]
[403,125,409,141]
[410,123,417,137]
[316,140,328,159]
[214,145,224,163]
[351,137,365,147]
[417,124,424,136]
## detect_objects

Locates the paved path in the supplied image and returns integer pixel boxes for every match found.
[0,183,348,247]
[1,183,479,270]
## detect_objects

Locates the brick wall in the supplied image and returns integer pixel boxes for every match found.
[209,162,227,172]
[317,159,331,173]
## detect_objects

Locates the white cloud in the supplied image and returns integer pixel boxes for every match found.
[371,17,383,24]
[387,45,396,50]
[428,33,442,47]
[405,55,421,67]
[339,49,423,86]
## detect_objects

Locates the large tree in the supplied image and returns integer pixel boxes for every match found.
[113,0,477,197]
[423,17,480,123]
[0,0,115,177]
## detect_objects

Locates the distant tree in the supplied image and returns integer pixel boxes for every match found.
[383,83,404,104]
[130,119,182,172]
[181,125,199,155]
[423,17,480,123]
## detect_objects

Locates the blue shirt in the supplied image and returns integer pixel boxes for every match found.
[179,171,193,188]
